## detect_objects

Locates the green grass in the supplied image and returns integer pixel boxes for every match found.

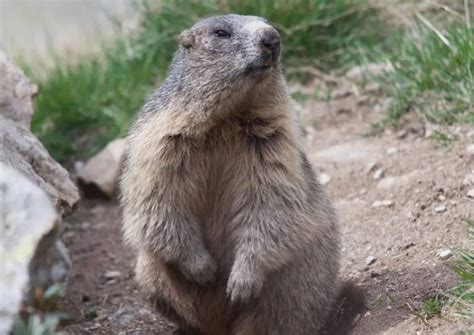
[28,0,382,162]
[413,219,474,327]
[224,0,381,71]
[429,129,456,148]
[370,20,473,133]
[86,308,98,319]
[12,314,64,335]
[420,293,449,320]
[12,283,67,335]
[448,219,474,321]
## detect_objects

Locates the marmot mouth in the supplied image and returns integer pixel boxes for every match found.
[245,63,274,75]
[259,64,272,71]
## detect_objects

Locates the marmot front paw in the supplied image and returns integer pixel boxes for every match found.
[178,250,217,286]
[226,266,264,306]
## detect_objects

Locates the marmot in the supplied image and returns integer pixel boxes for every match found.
[120,14,363,335]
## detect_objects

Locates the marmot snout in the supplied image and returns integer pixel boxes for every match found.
[258,28,280,66]
[120,14,363,335]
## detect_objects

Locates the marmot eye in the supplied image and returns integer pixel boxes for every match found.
[213,29,231,38]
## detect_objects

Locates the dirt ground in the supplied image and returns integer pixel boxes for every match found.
[59,77,473,334]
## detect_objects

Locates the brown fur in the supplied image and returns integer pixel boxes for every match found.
[120,14,361,335]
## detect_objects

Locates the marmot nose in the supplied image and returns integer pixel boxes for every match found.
[259,28,281,54]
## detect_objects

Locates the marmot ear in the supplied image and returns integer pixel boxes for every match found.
[179,29,195,49]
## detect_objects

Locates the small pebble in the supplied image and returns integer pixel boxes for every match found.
[463,173,474,186]
[63,231,75,239]
[434,205,447,213]
[396,130,408,139]
[366,256,377,265]
[351,313,362,327]
[373,168,385,180]
[73,160,85,173]
[318,173,332,185]
[372,200,394,208]
[467,144,474,157]
[366,161,379,174]
[437,249,453,260]
[467,189,474,199]
[86,323,100,331]
[81,221,91,229]
[424,124,439,138]
[112,307,134,325]
[105,270,122,280]
[386,147,397,155]
[139,309,152,316]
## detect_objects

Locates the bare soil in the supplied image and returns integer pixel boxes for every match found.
[59,80,473,334]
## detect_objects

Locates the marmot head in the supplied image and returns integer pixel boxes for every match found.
[151,14,287,123]
[179,14,281,78]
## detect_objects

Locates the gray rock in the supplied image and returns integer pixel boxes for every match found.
[366,256,377,265]
[437,249,453,260]
[0,164,60,334]
[104,270,122,280]
[373,168,385,180]
[73,160,85,173]
[434,205,447,213]
[318,172,332,186]
[0,120,79,214]
[468,189,474,199]
[386,147,398,156]
[111,307,134,325]
[0,50,79,214]
[77,138,125,198]
[371,200,394,208]
[0,51,37,128]
[0,49,79,333]
[365,161,379,174]
[424,123,440,138]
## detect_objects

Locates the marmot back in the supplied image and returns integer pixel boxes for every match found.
[120,14,363,335]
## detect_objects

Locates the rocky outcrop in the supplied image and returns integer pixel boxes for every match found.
[0,51,37,128]
[0,164,63,334]
[0,50,78,214]
[77,138,125,198]
[0,120,79,214]
[0,49,80,333]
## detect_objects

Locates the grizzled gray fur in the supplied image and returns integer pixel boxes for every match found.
[120,14,361,335]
